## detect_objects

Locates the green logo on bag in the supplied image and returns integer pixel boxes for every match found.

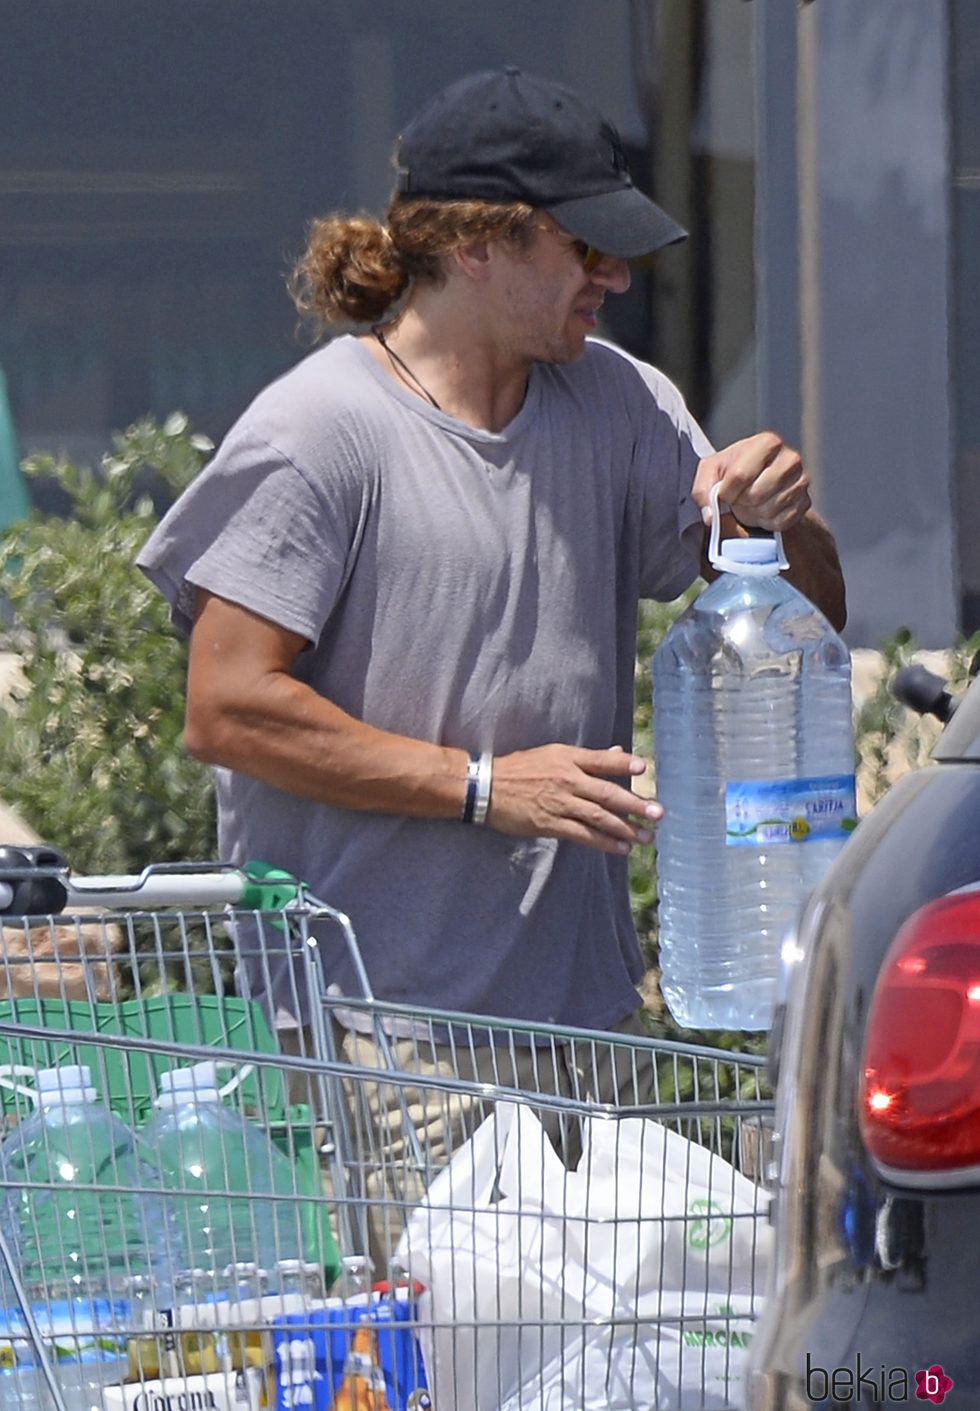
[688,1199,732,1249]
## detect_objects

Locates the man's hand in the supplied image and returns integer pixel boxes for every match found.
[488,743,661,855]
[692,431,811,532]
[691,431,847,631]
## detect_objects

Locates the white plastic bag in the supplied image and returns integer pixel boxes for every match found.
[395,1101,770,1411]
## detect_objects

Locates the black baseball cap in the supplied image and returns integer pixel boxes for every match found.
[394,67,687,260]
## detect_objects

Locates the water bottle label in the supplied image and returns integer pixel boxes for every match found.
[0,1334,36,1370]
[725,774,857,845]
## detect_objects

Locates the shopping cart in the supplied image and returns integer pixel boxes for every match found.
[0,858,774,1411]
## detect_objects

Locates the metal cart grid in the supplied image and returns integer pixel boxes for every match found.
[313,989,773,1411]
[0,866,774,1411]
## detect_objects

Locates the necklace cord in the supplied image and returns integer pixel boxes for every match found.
[372,326,442,411]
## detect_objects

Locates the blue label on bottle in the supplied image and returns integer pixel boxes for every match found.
[725,774,857,845]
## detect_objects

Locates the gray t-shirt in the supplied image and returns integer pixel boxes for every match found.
[138,334,709,1030]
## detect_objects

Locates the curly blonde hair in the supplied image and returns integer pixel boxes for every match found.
[288,196,538,337]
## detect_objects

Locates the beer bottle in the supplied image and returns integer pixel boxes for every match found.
[328,1322,392,1411]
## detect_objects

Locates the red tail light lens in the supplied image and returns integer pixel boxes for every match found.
[861,888,980,1178]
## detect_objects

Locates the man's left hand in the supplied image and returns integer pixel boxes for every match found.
[692,430,811,533]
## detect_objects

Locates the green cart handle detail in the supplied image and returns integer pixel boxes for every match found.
[239,859,303,910]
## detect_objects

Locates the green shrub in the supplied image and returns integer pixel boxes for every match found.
[0,413,216,874]
[853,626,980,810]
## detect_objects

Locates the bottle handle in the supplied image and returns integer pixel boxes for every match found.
[0,1065,43,1105]
[213,1061,254,1101]
[707,482,789,574]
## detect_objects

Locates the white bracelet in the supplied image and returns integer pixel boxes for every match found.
[473,750,493,826]
[461,750,493,825]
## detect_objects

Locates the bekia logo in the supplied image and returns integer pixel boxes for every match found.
[806,1354,954,1404]
[916,1365,954,1404]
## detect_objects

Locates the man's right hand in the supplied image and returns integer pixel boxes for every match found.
[484,743,661,855]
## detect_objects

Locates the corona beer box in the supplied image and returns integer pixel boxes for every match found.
[103,1366,265,1411]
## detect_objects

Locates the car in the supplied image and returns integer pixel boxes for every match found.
[747,661,980,1409]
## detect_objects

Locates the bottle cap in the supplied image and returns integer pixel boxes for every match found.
[706,482,788,576]
[36,1066,96,1103]
[719,537,781,566]
[173,1268,209,1289]
[155,1060,221,1105]
[274,1258,304,1276]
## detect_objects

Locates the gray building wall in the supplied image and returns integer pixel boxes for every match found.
[757,0,957,649]
[4,1,966,649]
[1,2,653,464]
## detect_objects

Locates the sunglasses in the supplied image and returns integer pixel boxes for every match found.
[533,222,604,274]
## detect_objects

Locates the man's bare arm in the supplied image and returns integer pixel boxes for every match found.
[186,590,664,855]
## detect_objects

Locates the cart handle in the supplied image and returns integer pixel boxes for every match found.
[0,859,303,914]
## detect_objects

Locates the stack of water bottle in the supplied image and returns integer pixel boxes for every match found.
[0,1060,428,1410]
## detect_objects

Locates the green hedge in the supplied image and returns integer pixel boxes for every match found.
[0,414,216,874]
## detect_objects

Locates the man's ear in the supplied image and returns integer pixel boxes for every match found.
[452,241,495,282]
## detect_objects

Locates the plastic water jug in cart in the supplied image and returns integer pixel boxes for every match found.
[144,1060,307,1296]
[652,494,855,1031]
[0,1064,175,1411]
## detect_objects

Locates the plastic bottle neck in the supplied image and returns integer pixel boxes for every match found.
[154,1086,220,1109]
[154,1060,224,1109]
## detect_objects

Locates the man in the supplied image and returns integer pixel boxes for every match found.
[138,68,844,1235]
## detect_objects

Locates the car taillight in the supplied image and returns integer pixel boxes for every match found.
[860,887,980,1180]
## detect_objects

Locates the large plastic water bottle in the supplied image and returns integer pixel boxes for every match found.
[144,1060,306,1298]
[0,1065,174,1410]
[652,503,855,1030]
